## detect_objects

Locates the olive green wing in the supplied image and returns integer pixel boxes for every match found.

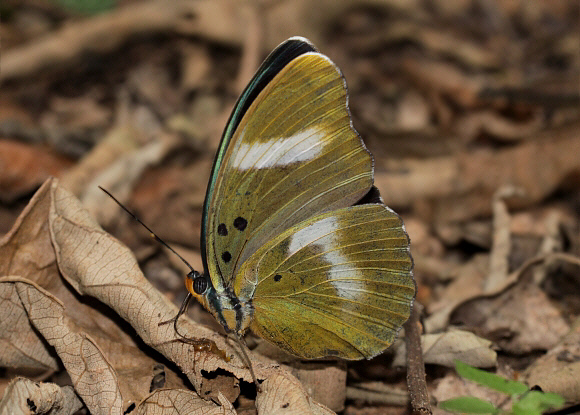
[235,204,415,359]
[205,51,372,289]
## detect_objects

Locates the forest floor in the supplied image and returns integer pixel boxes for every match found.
[1,1,579,414]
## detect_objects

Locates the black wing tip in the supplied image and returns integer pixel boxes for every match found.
[276,36,318,54]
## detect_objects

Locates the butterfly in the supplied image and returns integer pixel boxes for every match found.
[180,37,416,363]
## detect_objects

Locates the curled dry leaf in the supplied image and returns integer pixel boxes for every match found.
[0,277,123,414]
[424,254,490,333]
[0,377,82,415]
[486,185,526,293]
[59,124,144,198]
[80,137,174,227]
[455,110,544,143]
[392,330,497,368]
[0,178,190,413]
[137,389,236,415]
[289,362,346,413]
[0,277,59,371]
[1,177,331,414]
[524,317,580,401]
[450,279,569,354]
[375,122,580,221]
[0,139,73,204]
[256,373,334,415]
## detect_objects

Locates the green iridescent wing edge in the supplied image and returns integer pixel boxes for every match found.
[200,37,317,273]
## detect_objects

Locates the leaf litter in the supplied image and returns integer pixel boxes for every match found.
[1,0,580,413]
[0,178,331,414]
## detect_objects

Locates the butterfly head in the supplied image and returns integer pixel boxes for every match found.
[185,270,253,336]
[185,269,210,309]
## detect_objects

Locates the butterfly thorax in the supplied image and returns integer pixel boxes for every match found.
[186,272,254,335]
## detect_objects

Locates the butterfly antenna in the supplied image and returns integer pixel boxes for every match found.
[232,334,262,393]
[98,186,194,272]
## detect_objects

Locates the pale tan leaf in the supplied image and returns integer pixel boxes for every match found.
[0,377,82,415]
[392,330,497,368]
[137,389,237,415]
[450,280,569,354]
[0,179,188,411]
[0,277,59,370]
[525,318,580,401]
[1,177,334,413]
[289,363,346,413]
[256,373,334,415]
[45,178,329,411]
[47,178,240,387]
[80,137,173,227]
[0,277,123,414]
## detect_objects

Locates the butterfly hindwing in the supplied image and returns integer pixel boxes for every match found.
[205,43,373,289]
[234,204,415,359]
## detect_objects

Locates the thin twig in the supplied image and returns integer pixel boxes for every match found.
[404,303,432,415]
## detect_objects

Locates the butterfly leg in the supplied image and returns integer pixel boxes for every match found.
[159,293,229,361]
[230,334,262,393]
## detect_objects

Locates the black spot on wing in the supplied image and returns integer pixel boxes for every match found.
[274,274,282,282]
[217,223,228,236]
[233,216,247,231]
[222,251,232,263]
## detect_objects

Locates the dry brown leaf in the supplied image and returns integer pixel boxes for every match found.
[375,122,580,221]
[392,330,497,368]
[0,377,83,415]
[0,179,203,411]
[59,124,144,197]
[403,58,484,109]
[524,317,580,401]
[80,137,175,227]
[256,373,334,415]
[425,254,489,333]
[0,277,59,371]
[137,389,237,415]
[455,110,544,142]
[1,177,334,413]
[450,279,569,354]
[0,277,124,414]
[0,139,73,204]
[289,362,347,413]
[486,186,526,293]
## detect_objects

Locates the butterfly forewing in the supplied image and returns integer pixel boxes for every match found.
[235,204,415,359]
[206,52,373,288]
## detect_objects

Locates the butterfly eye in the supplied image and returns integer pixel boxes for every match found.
[193,274,208,295]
